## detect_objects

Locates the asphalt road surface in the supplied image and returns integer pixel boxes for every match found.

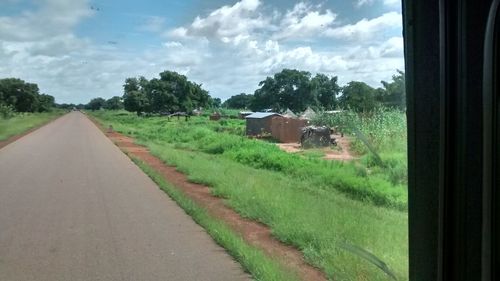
[0,112,250,281]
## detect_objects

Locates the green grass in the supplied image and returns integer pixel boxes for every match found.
[0,110,65,141]
[91,110,407,210]
[133,158,299,281]
[91,110,408,281]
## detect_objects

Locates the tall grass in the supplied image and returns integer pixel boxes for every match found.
[313,108,408,186]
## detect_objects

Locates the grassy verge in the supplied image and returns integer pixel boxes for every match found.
[91,110,407,210]
[0,110,65,141]
[91,110,408,281]
[132,158,299,281]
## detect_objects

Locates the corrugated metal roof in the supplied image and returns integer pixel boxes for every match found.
[245,112,281,119]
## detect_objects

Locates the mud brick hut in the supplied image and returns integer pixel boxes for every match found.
[270,116,307,143]
[299,107,317,120]
[209,111,221,121]
[245,112,281,136]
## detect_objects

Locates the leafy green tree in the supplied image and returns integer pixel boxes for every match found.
[0,78,55,112]
[311,74,340,110]
[86,97,105,111]
[378,70,406,110]
[251,69,313,113]
[339,81,378,112]
[123,77,148,115]
[210,97,222,108]
[122,70,211,115]
[222,93,253,109]
[38,94,55,112]
[104,96,124,110]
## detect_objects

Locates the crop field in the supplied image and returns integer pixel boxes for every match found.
[91,109,408,281]
[0,110,65,141]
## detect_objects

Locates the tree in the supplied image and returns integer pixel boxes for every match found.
[0,78,55,112]
[378,70,406,110]
[251,69,313,113]
[311,74,340,110]
[222,93,253,109]
[211,97,222,108]
[339,81,378,112]
[38,94,55,112]
[104,96,124,110]
[86,97,105,111]
[123,77,148,115]
[122,70,211,115]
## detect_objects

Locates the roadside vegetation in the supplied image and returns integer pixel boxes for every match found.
[134,159,299,281]
[0,78,64,141]
[91,109,408,281]
[0,111,64,141]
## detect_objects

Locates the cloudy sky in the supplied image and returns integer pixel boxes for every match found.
[0,0,403,104]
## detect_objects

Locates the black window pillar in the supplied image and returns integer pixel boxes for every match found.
[404,0,498,280]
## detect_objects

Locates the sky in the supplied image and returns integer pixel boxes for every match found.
[0,0,404,104]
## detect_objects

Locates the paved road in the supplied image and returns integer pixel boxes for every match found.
[0,112,249,281]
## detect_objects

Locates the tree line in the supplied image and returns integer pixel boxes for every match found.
[223,69,406,113]
[84,70,215,115]
[0,78,56,116]
[83,68,405,115]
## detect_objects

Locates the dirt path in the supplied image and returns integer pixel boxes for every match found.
[0,112,249,281]
[277,134,358,161]
[93,120,328,281]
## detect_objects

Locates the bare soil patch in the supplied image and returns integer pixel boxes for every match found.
[91,119,327,281]
[277,134,358,161]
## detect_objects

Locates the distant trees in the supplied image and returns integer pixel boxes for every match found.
[251,69,315,113]
[210,97,222,108]
[0,78,55,113]
[86,97,106,111]
[222,93,253,109]
[378,70,406,110]
[311,74,340,110]
[122,71,211,115]
[249,69,341,113]
[103,96,123,110]
[222,69,405,113]
[339,81,377,112]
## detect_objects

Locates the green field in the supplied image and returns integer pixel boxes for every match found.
[91,109,408,281]
[0,110,65,141]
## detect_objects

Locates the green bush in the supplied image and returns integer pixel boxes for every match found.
[0,104,15,119]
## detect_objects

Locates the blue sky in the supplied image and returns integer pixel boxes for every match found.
[0,0,403,103]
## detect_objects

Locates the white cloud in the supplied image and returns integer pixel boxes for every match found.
[163,41,183,48]
[324,12,402,41]
[383,0,401,6]
[355,0,375,8]
[169,0,268,41]
[274,2,337,40]
[0,0,92,41]
[0,0,404,103]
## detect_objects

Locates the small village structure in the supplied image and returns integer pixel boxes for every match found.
[245,112,281,136]
[239,111,253,119]
[244,107,335,147]
[282,108,297,119]
[270,116,307,143]
[299,107,317,120]
[209,111,221,121]
[300,126,333,148]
